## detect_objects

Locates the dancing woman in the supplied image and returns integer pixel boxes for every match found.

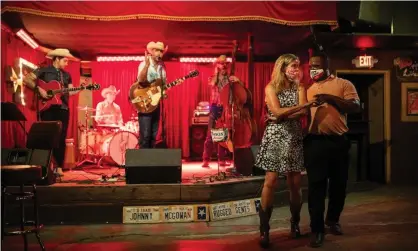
[255,54,312,248]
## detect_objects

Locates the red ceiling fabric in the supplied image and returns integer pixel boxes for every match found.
[2,1,337,25]
[1,1,337,59]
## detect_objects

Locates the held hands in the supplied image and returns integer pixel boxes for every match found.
[313,94,336,106]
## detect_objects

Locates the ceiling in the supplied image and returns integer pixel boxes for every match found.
[1,1,338,61]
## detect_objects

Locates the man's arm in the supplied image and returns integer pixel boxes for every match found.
[288,85,309,119]
[265,84,314,121]
[94,103,103,124]
[23,72,38,90]
[23,69,49,99]
[315,79,360,114]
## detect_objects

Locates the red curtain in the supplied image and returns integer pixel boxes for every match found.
[1,28,80,150]
[91,61,253,157]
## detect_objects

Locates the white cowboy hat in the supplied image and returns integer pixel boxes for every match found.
[46,48,74,59]
[146,41,168,54]
[101,85,120,98]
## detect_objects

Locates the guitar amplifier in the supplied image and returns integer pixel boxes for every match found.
[192,116,209,125]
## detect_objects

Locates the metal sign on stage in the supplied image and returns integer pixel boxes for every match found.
[123,204,209,223]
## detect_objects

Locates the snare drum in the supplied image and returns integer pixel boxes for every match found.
[79,130,102,155]
[99,131,138,166]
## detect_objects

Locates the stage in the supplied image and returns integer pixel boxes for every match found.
[59,160,251,186]
[4,161,269,225]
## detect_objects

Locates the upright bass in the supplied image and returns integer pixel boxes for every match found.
[215,40,256,153]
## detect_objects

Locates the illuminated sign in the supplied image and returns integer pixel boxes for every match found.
[352,55,378,68]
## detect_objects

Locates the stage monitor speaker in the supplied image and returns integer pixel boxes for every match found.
[1,148,55,185]
[125,149,182,184]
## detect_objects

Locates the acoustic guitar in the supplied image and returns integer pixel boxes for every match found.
[37,79,100,112]
[129,70,199,114]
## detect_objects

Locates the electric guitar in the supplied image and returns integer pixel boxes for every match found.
[129,70,199,114]
[37,79,100,112]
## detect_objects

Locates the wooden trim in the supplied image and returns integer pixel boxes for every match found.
[336,70,392,184]
[401,82,418,122]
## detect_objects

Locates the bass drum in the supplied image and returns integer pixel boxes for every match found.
[100,131,138,166]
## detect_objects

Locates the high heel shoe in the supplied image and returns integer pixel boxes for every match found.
[259,206,273,248]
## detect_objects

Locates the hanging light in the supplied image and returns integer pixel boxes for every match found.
[97,56,145,62]
[16,29,39,49]
[179,57,232,63]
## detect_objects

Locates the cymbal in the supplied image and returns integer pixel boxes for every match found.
[77,106,96,111]
[91,114,115,118]
[96,124,120,128]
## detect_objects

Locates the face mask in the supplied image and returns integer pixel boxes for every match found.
[310,69,325,81]
[285,69,300,83]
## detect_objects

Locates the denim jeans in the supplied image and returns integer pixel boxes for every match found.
[40,105,69,167]
[138,106,160,148]
[202,104,227,161]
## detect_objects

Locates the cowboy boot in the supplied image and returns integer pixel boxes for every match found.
[290,202,302,239]
[259,206,273,249]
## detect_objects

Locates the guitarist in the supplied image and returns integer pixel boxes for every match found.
[23,48,80,177]
[201,55,242,168]
[136,41,183,148]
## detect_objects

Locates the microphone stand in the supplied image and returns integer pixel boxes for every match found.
[228,78,236,171]
[159,61,167,148]
[35,81,41,121]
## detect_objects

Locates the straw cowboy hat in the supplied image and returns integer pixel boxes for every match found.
[214,55,229,64]
[46,48,74,59]
[146,41,168,54]
[101,85,120,98]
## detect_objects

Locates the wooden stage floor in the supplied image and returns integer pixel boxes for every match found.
[58,160,255,186]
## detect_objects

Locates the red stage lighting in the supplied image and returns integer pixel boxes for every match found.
[179,57,232,63]
[96,56,145,62]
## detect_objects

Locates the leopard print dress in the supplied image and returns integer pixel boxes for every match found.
[255,85,304,173]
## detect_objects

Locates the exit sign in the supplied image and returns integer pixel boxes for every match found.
[352,55,378,68]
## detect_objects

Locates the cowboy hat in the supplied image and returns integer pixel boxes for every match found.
[46,48,74,59]
[101,85,120,98]
[214,55,229,64]
[146,41,168,54]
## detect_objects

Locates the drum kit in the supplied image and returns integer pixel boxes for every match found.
[77,106,139,167]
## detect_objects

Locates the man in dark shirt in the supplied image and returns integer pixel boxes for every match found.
[24,48,79,177]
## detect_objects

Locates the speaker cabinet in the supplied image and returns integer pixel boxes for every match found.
[1,148,55,185]
[189,124,217,161]
[125,149,182,184]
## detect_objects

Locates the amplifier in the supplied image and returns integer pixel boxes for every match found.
[192,116,209,125]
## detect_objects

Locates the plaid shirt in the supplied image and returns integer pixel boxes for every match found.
[210,74,229,105]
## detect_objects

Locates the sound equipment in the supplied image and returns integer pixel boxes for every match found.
[1,148,55,185]
[189,124,217,161]
[125,149,182,184]
[129,70,199,114]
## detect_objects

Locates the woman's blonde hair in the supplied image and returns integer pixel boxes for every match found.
[269,53,299,94]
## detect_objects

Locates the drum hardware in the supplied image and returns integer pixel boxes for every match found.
[75,106,97,168]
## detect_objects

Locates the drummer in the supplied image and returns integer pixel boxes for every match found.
[95,85,124,127]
